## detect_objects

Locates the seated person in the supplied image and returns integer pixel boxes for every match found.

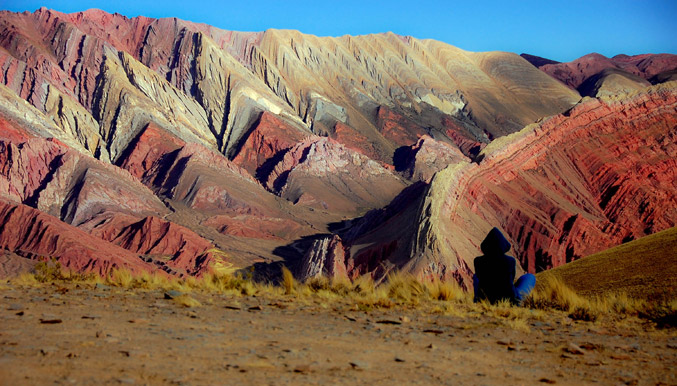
[473,227,535,304]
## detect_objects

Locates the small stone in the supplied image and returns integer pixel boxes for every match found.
[164,290,183,300]
[40,318,63,324]
[423,329,443,334]
[565,343,585,355]
[376,319,401,325]
[248,305,263,311]
[349,360,369,370]
[40,346,57,356]
[497,340,512,346]
[293,364,311,373]
[610,354,631,360]
[400,316,411,323]
[394,357,406,362]
[539,378,557,384]
[426,343,436,350]
[7,303,24,311]
[95,283,111,290]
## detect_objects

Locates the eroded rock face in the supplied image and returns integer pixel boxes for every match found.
[230,111,307,177]
[296,235,348,281]
[264,136,408,215]
[0,8,579,168]
[0,201,151,275]
[332,83,677,283]
[92,216,215,276]
[395,135,470,182]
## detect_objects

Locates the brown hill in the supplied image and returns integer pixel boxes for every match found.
[524,52,677,93]
[537,227,677,302]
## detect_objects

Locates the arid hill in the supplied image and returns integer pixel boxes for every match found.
[521,52,677,94]
[0,8,675,284]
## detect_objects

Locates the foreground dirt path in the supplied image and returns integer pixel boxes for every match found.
[0,283,675,385]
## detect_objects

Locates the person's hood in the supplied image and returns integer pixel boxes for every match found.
[480,227,511,256]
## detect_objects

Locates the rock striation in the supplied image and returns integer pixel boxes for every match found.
[264,136,408,215]
[0,201,152,275]
[300,83,677,283]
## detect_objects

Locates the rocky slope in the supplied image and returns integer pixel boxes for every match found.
[300,83,677,282]
[0,7,579,166]
[0,8,675,283]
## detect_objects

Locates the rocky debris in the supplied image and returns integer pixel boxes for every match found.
[296,235,348,281]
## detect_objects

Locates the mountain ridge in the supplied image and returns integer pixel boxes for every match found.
[0,8,675,284]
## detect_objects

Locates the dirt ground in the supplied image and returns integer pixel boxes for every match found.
[0,282,675,385]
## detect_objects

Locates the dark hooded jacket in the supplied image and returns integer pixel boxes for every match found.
[474,227,518,304]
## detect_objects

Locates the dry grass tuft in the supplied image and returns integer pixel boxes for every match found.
[281,266,296,295]
[525,276,588,312]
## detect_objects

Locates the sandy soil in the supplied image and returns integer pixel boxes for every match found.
[0,283,675,385]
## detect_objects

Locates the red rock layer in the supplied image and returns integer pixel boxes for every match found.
[230,111,305,177]
[93,216,215,276]
[117,122,184,181]
[202,215,303,241]
[116,120,312,243]
[454,84,677,273]
[306,84,677,283]
[0,200,151,275]
[375,106,428,148]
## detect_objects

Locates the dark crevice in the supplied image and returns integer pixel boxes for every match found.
[24,153,64,208]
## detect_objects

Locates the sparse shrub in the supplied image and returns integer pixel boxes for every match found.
[637,300,677,328]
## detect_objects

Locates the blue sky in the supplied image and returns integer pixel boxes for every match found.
[3,0,676,62]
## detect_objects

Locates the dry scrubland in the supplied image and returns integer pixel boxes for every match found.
[1,230,676,384]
